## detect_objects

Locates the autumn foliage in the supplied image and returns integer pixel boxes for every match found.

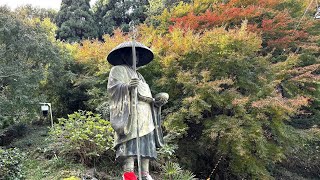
[64,0,319,178]
[167,0,311,51]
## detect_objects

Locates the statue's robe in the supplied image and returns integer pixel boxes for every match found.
[107,65,161,158]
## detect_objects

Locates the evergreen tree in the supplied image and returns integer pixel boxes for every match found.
[55,0,98,42]
[93,0,149,38]
[92,0,115,38]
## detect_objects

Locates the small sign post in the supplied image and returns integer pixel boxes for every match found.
[40,103,53,127]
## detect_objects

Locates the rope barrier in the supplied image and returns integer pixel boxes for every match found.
[293,0,314,33]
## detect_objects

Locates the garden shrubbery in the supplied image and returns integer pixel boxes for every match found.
[49,111,114,165]
[0,148,24,180]
[0,123,27,146]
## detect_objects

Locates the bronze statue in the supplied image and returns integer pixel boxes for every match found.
[107,40,168,180]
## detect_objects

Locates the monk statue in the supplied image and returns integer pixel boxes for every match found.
[107,41,168,180]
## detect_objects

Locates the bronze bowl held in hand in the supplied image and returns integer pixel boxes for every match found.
[154,92,169,102]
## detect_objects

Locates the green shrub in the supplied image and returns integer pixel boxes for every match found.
[0,148,24,180]
[49,111,114,165]
[162,162,196,180]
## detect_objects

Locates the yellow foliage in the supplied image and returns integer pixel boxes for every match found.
[147,27,199,67]
[40,18,58,41]
[170,1,193,17]
[73,29,131,73]
[192,0,217,14]
[200,21,262,56]
[74,39,107,65]
[63,176,81,180]
[62,42,78,56]
[167,0,217,17]
[155,8,171,34]
[25,17,57,42]
[138,24,159,46]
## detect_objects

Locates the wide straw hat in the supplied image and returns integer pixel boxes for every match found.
[107,41,154,67]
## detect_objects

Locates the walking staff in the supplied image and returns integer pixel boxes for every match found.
[129,21,142,180]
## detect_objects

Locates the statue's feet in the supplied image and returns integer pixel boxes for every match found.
[123,172,137,180]
[141,173,153,180]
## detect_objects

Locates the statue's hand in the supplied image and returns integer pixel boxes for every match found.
[155,98,168,107]
[128,78,139,90]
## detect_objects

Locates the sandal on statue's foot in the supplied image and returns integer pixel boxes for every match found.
[123,172,137,180]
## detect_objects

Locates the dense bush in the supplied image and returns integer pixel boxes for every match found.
[49,111,114,165]
[0,148,24,180]
[0,123,27,146]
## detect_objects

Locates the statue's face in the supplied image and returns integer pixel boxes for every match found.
[121,50,140,66]
[135,52,140,65]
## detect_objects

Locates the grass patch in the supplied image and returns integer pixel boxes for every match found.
[8,124,164,180]
[10,125,86,179]
[23,157,85,180]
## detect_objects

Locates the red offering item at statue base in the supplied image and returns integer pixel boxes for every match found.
[123,172,137,180]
